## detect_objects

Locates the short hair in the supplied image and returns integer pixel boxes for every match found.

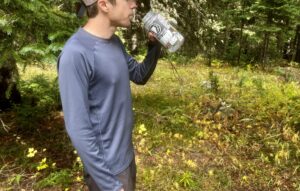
[86,2,98,18]
[86,0,116,18]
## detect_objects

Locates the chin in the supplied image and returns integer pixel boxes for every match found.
[119,22,131,28]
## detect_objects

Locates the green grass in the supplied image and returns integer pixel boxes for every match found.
[1,59,300,190]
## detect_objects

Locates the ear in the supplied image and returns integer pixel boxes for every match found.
[97,0,109,13]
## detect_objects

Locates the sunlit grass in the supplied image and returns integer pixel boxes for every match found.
[18,64,57,81]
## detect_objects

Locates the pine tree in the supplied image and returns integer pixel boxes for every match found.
[0,0,80,109]
[249,0,300,65]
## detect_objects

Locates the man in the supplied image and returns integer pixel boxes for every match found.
[57,0,161,190]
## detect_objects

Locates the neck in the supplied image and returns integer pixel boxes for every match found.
[83,15,116,39]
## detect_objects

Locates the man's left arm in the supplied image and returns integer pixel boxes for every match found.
[126,41,161,85]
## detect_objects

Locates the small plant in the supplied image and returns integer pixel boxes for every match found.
[8,174,22,187]
[37,158,49,171]
[14,74,60,132]
[252,78,264,93]
[35,170,73,189]
[178,171,196,189]
[208,71,220,94]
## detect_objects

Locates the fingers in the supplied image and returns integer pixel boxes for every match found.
[147,32,157,42]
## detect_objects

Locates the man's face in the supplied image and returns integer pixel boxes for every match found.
[107,0,137,28]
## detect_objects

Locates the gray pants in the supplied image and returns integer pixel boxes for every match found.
[84,159,136,191]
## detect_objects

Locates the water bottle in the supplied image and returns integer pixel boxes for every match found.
[142,11,184,52]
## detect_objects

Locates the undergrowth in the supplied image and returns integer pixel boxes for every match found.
[1,59,300,190]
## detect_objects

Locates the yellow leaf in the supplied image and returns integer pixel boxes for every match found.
[138,124,147,134]
[76,176,82,182]
[242,176,248,181]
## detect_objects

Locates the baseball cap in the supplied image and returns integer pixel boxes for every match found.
[77,0,97,18]
[81,0,98,6]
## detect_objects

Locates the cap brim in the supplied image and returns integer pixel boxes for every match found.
[83,0,97,6]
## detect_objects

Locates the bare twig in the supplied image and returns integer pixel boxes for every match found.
[169,61,184,85]
[0,118,10,132]
[0,163,8,175]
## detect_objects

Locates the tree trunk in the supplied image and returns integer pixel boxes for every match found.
[222,24,229,60]
[206,31,214,67]
[0,55,21,110]
[294,25,300,64]
[237,20,245,65]
[261,12,273,66]
[261,32,270,65]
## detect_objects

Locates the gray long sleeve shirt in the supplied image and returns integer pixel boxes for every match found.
[58,28,161,191]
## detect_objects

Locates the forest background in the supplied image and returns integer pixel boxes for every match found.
[1,0,300,190]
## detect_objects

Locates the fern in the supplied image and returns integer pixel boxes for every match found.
[48,31,72,42]
[47,43,64,53]
[1,0,80,66]
[19,44,47,56]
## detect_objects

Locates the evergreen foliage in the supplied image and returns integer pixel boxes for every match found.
[0,0,80,66]
[1,0,300,66]
[0,0,80,109]
[149,0,300,65]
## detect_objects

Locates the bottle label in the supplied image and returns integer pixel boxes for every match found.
[149,18,172,47]
[142,11,184,52]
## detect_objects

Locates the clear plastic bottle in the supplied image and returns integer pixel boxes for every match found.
[142,11,184,53]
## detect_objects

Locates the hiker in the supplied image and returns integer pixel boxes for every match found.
[57,0,161,190]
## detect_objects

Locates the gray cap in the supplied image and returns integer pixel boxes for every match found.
[82,0,97,6]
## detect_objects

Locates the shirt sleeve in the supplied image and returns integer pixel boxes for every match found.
[57,47,123,191]
[119,38,162,85]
